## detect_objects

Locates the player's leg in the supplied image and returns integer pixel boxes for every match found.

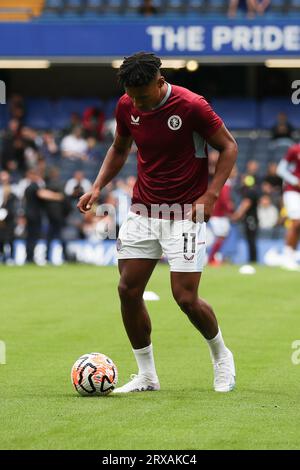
[114,211,162,393]
[170,271,218,339]
[114,258,160,393]
[118,258,157,349]
[161,219,235,392]
[282,191,300,270]
[170,271,235,392]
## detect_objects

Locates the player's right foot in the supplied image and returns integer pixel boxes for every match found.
[113,374,160,394]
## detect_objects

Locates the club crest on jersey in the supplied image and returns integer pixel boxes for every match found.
[131,115,140,126]
[168,115,182,131]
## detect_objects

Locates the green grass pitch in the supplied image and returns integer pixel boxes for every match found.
[0,264,299,450]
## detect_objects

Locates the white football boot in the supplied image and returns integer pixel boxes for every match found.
[213,348,236,393]
[113,374,160,394]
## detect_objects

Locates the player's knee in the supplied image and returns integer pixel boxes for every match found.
[174,291,197,314]
[118,282,142,302]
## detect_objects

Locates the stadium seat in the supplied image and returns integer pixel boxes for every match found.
[103,0,126,14]
[43,0,64,14]
[64,0,84,13]
[186,0,206,14]
[25,98,53,129]
[206,0,226,14]
[269,0,287,12]
[165,0,187,15]
[104,97,119,119]
[212,99,258,129]
[85,0,105,13]
[289,0,300,11]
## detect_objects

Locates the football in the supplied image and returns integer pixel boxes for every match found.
[71,352,118,396]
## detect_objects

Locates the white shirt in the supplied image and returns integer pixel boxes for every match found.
[61,135,88,158]
[64,178,92,196]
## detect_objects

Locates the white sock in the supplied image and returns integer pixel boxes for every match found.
[132,344,158,381]
[206,329,229,362]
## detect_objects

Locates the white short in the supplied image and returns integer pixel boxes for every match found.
[209,216,231,238]
[117,211,206,272]
[283,191,300,220]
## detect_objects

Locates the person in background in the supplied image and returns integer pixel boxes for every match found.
[276,143,300,271]
[271,112,294,141]
[138,0,159,16]
[257,194,279,232]
[241,160,261,192]
[44,167,70,263]
[231,175,259,263]
[64,171,92,200]
[60,126,88,161]
[82,107,105,141]
[228,0,270,18]
[208,165,237,266]
[261,162,282,208]
[0,171,17,263]
[62,112,82,137]
[0,119,25,173]
[24,168,64,263]
[39,130,59,162]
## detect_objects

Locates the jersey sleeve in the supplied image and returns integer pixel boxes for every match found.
[284,146,296,163]
[115,98,131,137]
[192,97,223,140]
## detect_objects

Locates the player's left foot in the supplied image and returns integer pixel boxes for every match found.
[213,349,236,392]
[113,374,160,394]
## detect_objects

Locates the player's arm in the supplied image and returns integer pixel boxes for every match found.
[276,157,300,189]
[231,198,252,222]
[192,124,238,222]
[37,189,64,201]
[77,132,133,214]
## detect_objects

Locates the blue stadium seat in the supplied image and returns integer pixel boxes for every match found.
[207,0,226,14]
[85,0,105,13]
[104,97,119,119]
[25,98,53,129]
[103,0,126,14]
[165,0,187,14]
[0,106,9,130]
[212,99,258,129]
[269,0,286,12]
[44,0,64,13]
[259,98,300,129]
[186,0,206,14]
[64,0,84,13]
[290,0,300,10]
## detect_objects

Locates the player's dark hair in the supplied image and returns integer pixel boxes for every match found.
[118,52,162,88]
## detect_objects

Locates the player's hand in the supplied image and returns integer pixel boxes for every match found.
[77,188,100,214]
[189,191,217,223]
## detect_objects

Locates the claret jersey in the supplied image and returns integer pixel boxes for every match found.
[116,83,223,208]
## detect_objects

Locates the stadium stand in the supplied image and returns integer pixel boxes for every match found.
[0,0,296,21]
